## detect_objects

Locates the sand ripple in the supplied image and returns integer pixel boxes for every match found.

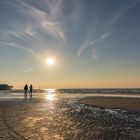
[0,98,140,140]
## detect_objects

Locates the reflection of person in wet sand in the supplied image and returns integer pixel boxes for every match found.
[24,84,28,98]
[29,84,33,98]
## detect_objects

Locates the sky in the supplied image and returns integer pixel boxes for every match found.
[0,0,140,89]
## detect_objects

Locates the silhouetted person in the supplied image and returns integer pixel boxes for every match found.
[29,84,33,98]
[24,84,28,98]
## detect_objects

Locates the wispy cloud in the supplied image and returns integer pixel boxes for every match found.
[0,41,46,73]
[77,40,95,57]
[1,0,84,51]
[109,0,138,26]
[100,32,111,39]
[0,41,40,60]
[24,67,34,73]
[4,0,66,43]
[78,0,138,60]
[3,0,136,61]
[77,32,111,57]
[3,27,38,43]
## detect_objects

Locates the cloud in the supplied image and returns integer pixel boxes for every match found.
[77,0,138,59]
[0,41,42,73]
[0,42,27,50]
[3,26,38,43]
[0,41,41,60]
[77,40,95,57]
[109,0,138,26]
[1,0,84,51]
[24,67,34,73]
[5,0,66,43]
[78,0,138,59]
[77,32,111,57]
[100,32,111,39]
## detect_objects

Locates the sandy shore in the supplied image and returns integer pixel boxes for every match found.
[80,97,140,111]
[0,94,140,139]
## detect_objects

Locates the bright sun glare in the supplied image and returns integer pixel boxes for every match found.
[45,57,55,65]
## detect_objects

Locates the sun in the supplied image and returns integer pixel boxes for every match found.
[45,57,55,65]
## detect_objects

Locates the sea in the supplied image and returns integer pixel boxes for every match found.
[0,88,140,101]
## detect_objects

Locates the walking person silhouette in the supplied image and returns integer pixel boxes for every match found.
[29,84,33,98]
[24,84,28,98]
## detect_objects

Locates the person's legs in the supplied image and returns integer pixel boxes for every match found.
[30,91,32,98]
[24,90,27,98]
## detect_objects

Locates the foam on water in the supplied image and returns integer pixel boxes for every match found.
[0,89,140,101]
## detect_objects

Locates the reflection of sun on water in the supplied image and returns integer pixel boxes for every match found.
[45,89,56,93]
[46,93,55,101]
[44,89,57,102]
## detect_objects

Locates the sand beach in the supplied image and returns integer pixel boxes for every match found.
[80,97,140,111]
[0,92,140,140]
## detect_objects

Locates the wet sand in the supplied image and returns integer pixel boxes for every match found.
[0,95,140,140]
[80,97,140,111]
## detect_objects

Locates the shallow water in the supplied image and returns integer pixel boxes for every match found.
[0,89,140,102]
[0,90,140,139]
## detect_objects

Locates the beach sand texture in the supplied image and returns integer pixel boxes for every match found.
[80,97,140,111]
[0,96,140,140]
